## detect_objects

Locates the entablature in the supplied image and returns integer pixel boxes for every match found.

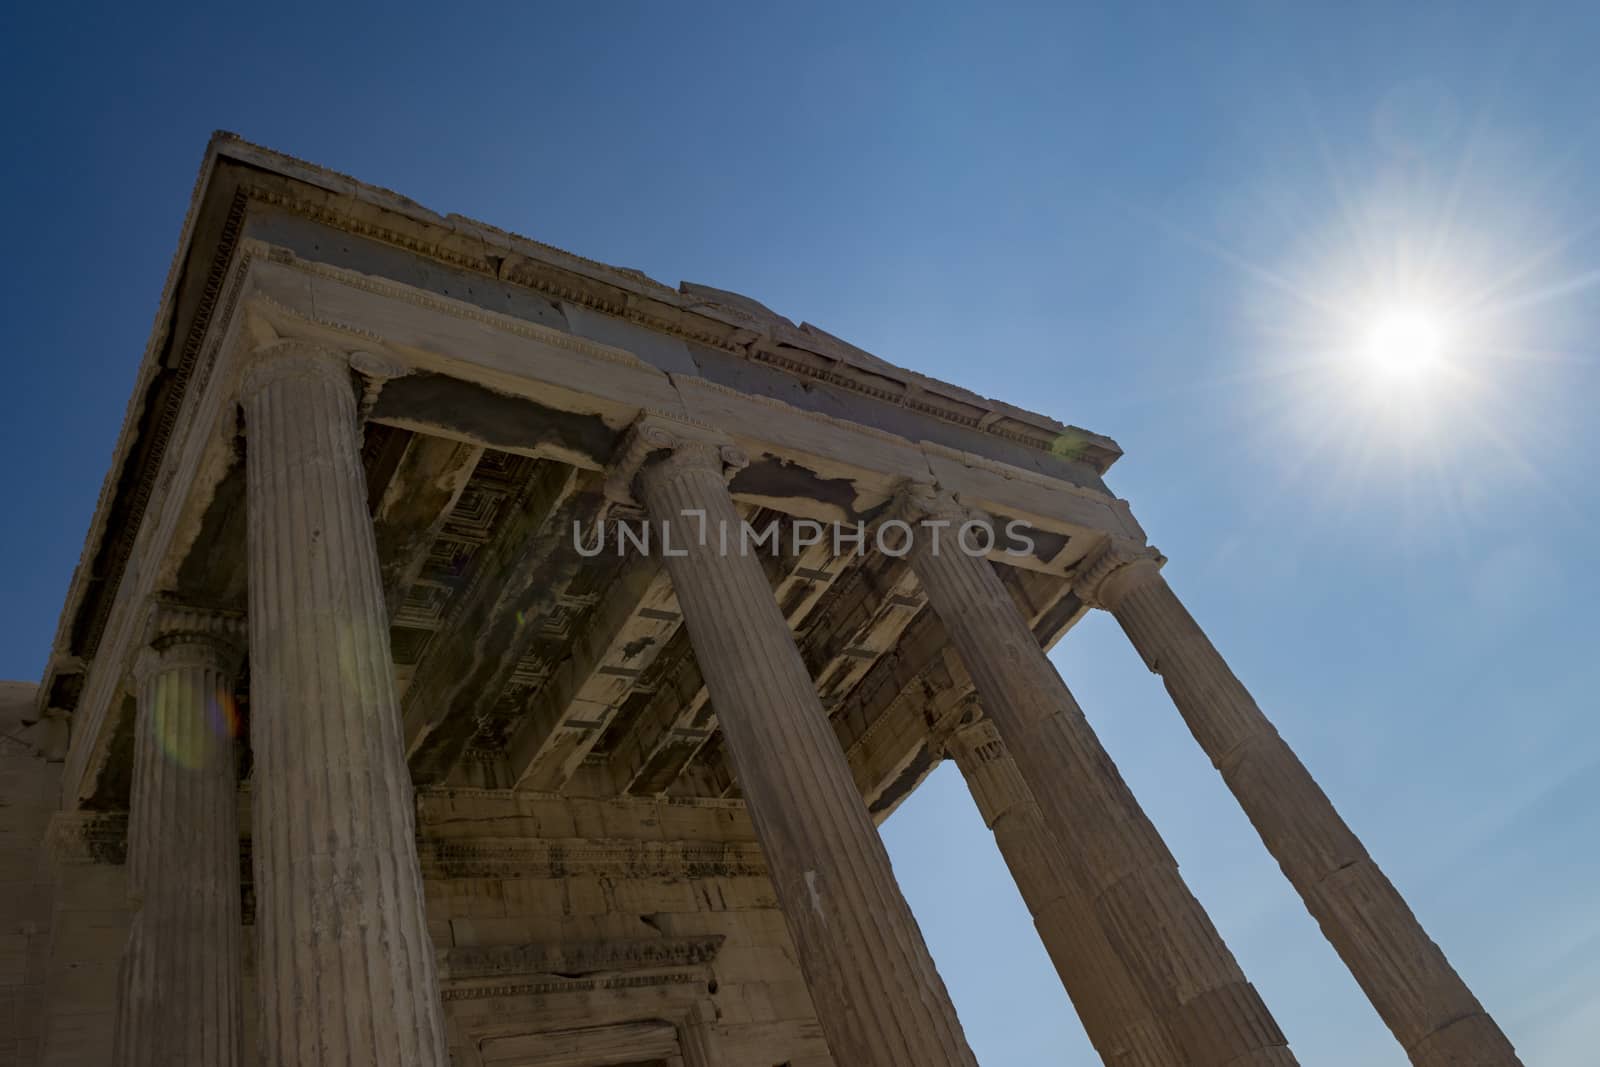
[45,135,1149,821]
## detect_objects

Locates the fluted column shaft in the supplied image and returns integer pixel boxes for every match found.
[113,607,244,1067]
[631,431,977,1067]
[242,342,447,1067]
[948,718,1181,1067]
[903,494,1295,1067]
[1100,557,1521,1066]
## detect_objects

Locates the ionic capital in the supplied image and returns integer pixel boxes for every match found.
[604,415,749,504]
[1073,538,1166,609]
[238,338,357,403]
[134,600,246,681]
[349,349,413,422]
[881,480,989,529]
[348,349,411,384]
[936,698,989,759]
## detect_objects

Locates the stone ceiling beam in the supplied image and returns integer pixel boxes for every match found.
[505,555,681,792]
[852,634,966,810]
[368,431,485,624]
[401,463,604,783]
[610,640,708,797]
[802,557,923,719]
[855,572,1088,817]
[609,524,840,796]
[795,567,1087,820]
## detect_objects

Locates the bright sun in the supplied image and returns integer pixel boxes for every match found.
[1227,143,1585,505]
[1362,307,1449,385]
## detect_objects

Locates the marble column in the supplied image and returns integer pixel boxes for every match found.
[621,421,977,1067]
[112,604,245,1067]
[241,340,448,1067]
[947,717,1181,1067]
[1089,548,1521,1067]
[900,486,1295,1066]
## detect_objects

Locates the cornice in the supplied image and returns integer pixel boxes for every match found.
[919,438,1126,510]
[235,168,1120,469]
[45,144,226,672]
[51,187,251,683]
[252,243,653,371]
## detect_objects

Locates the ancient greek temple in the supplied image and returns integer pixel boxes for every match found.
[1,134,1520,1066]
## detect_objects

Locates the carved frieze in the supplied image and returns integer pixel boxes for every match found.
[441,935,724,982]
[45,810,129,866]
[417,838,767,880]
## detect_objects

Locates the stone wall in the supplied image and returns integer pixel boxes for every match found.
[12,726,836,1065]
[414,789,834,1067]
[36,855,126,1067]
[0,681,87,1067]
[1,682,56,1067]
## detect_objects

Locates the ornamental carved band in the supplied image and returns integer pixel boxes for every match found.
[134,601,246,681]
[1072,537,1167,609]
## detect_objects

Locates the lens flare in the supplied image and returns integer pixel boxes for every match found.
[150,683,239,769]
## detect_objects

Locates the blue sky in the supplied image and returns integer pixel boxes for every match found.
[3,3,1596,1063]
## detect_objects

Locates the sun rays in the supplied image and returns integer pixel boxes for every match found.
[1175,104,1600,550]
